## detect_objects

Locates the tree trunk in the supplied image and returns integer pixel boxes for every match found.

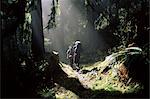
[31,0,45,60]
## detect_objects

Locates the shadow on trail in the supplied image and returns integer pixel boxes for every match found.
[48,62,147,98]
[53,65,147,98]
[44,52,148,98]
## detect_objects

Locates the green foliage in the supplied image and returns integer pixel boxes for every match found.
[94,13,109,30]
[45,0,60,29]
[38,86,56,98]
[85,0,149,47]
[16,12,32,56]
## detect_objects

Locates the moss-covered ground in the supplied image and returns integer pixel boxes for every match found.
[39,58,144,98]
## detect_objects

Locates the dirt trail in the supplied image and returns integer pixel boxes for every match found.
[40,61,144,98]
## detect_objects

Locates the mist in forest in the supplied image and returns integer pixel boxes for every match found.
[2,0,149,98]
[42,0,109,63]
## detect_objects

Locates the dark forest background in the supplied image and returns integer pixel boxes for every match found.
[1,0,149,98]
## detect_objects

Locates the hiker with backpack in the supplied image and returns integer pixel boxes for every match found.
[66,45,74,68]
[66,40,81,70]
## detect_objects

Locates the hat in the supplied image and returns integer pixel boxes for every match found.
[75,40,81,44]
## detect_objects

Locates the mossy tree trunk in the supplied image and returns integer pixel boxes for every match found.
[31,0,45,61]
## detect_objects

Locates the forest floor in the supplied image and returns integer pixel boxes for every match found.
[40,57,143,98]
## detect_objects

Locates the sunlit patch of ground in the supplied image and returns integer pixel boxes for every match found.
[38,83,79,99]
[39,59,143,98]
[53,83,79,99]
[59,61,143,96]
[59,62,78,78]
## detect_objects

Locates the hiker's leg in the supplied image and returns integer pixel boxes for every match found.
[70,58,73,67]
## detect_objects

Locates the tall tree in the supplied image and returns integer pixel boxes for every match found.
[31,0,45,60]
[1,0,45,97]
